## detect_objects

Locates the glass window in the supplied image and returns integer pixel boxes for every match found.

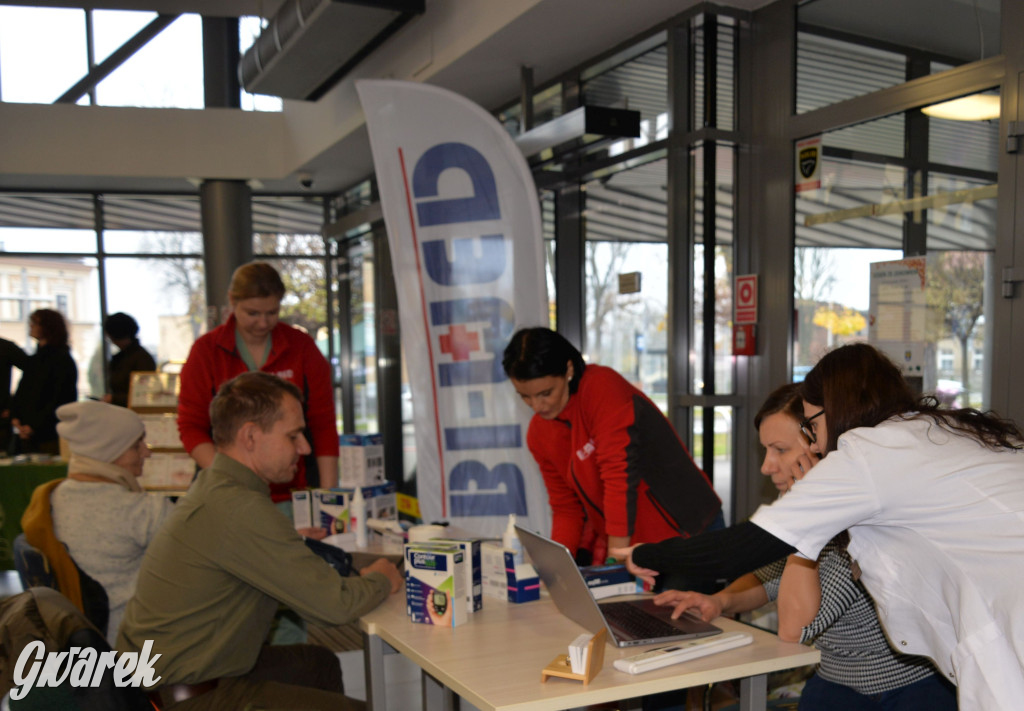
[346,239,377,433]
[583,39,667,155]
[0,227,97,254]
[0,6,87,104]
[102,195,202,235]
[94,13,203,109]
[583,159,668,405]
[240,16,283,112]
[796,32,905,115]
[541,190,556,328]
[0,255,99,399]
[694,15,736,132]
[98,255,205,395]
[928,97,1000,172]
[692,143,736,395]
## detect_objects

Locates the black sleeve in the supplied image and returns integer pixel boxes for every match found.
[632,521,795,582]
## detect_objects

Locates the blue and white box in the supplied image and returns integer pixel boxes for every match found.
[405,543,467,627]
[430,537,483,613]
[339,433,385,488]
[580,563,639,600]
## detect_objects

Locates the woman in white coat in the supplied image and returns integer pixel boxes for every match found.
[615,343,1024,711]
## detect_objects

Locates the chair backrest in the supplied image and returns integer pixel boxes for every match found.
[13,532,57,590]
[12,533,110,637]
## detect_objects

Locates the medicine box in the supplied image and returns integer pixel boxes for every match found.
[430,537,483,613]
[481,541,510,600]
[405,543,467,627]
[580,563,639,600]
[339,433,385,488]
[292,489,313,530]
[312,489,350,535]
[481,541,539,603]
[506,557,540,603]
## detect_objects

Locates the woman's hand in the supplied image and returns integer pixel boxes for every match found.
[653,589,723,621]
[609,544,659,587]
[784,443,818,490]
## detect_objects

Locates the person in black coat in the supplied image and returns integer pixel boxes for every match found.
[11,309,78,454]
[103,313,156,408]
[0,336,28,450]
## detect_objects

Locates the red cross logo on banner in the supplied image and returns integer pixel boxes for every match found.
[439,324,481,361]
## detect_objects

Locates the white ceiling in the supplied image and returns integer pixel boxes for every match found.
[0,0,1000,196]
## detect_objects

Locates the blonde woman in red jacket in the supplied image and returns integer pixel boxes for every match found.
[503,327,722,590]
[177,262,338,505]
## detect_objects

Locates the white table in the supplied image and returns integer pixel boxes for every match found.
[360,590,819,711]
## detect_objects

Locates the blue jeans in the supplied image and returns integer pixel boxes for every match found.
[798,672,957,711]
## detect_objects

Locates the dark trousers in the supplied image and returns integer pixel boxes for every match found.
[798,672,958,711]
[166,644,363,711]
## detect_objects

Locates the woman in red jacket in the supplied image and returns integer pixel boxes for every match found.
[177,262,338,505]
[502,327,722,588]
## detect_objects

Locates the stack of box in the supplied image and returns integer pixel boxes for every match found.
[291,482,398,546]
[405,542,467,627]
[339,433,385,488]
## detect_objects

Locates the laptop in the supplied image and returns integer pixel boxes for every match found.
[516,526,722,648]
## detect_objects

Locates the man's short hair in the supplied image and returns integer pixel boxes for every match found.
[210,372,303,447]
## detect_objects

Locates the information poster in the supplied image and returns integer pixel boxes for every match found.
[868,258,926,374]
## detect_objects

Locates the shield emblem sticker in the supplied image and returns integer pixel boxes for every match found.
[799,146,819,179]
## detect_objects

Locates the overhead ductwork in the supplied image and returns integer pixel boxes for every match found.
[240,0,424,102]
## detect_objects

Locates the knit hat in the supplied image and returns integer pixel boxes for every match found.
[56,401,145,463]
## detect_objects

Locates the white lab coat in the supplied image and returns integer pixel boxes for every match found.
[751,416,1024,711]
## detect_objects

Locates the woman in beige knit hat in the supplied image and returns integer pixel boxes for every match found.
[21,400,173,646]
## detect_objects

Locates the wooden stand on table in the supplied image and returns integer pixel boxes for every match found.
[541,628,607,685]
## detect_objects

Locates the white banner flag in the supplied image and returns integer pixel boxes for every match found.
[357,79,551,538]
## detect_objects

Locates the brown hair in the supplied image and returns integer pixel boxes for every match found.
[801,342,1022,453]
[31,309,69,348]
[210,372,302,447]
[753,382,804,430]
[228,262,285,303]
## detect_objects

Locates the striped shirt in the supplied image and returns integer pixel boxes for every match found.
[754,540,937,695]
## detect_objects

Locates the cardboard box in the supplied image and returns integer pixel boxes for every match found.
[431,537,483,613]
[505,557,540,603]
[292,490,313,530]
[481,541,538,603]
[339,433,385,488]
[342,481,397,520]
[312,489,350,535]
[580,563,639,600]
[481,541,511,600]
[405,543,467,627]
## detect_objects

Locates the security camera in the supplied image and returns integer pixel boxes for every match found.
[298,172,314,190]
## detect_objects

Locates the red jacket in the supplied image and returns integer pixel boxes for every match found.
[526,365,720,556]
[177,315,338,501]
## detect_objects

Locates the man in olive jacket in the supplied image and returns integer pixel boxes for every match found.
[118,372,402,710]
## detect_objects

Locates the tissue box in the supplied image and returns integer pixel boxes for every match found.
[431,537,483,613]
[580,563,639,600]
[506,556,540,603]
[339,433,385,488]
[405,543,467,627]
[312,489,350,535]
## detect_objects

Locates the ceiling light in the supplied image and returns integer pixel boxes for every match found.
[922,94,1000,121]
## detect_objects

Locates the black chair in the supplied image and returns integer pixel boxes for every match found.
[12,533,110,638]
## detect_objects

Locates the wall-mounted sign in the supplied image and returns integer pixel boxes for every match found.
[795,135,822,193]
[735,274,758,325]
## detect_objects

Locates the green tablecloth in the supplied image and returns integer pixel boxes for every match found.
[0,462,68,571]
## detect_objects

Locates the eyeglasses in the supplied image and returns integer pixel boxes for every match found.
[799,409,825,444]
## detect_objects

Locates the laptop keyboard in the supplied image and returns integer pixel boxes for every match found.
[600,601,682,639]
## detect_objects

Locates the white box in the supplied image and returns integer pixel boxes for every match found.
[405,543,467,627]
[481,541,512,601]
[431,537,483,613]
[292,490,313,530]
[339,433,385,488]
